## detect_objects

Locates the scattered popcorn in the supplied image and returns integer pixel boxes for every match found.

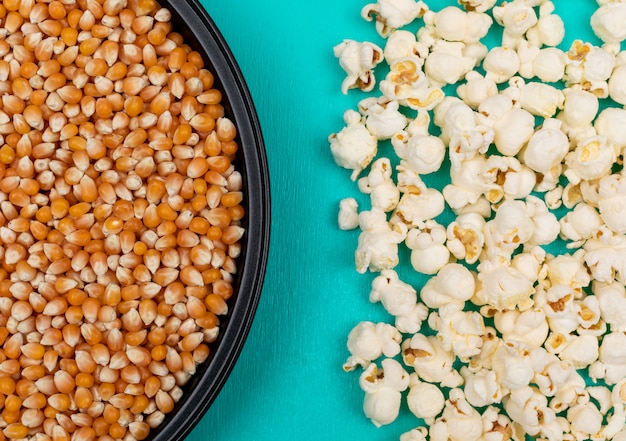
[436,388,483,441]
[355,208,406,273]
[590,2,626,48]
[362,0,429,37]
[405,221,450,275]
[359,97,409,140]
[329,109,378,180]
[370,270,429,333]
[420,262,476,309]
[359,358,410,426]
[338,197,360,230]
[406,374,445,423]
[344,321,403,371]
[334,40,384,94]
[330,1,626,440]
[532,47,567,82]
[358,158,401,212]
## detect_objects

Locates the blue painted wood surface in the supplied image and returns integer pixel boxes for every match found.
[189,1,601,440]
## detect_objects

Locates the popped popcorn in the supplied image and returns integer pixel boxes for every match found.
[330,1,626,440]
[405,221,450,274]
[355,208,406,273]
[338,197,360,230]
[370,270,429,333]
[329,109,378,180]
[344,321,403,371]
[358,158,401,212]
[334,40,384,94]
[359,358,410,426]
[362,0,429,37]
[406,374,446,423]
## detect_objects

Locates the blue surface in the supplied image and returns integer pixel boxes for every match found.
[188,1,602,440]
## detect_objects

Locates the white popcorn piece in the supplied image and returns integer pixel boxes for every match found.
[384,30,428,65]
[405,222,450,275]
[468,327,502,372]
[333,40,384,94]
[458,0,497,13]
[400,427,429,441]
[355,208,406,273]
[338,197,359,231]
[494,309,549,349]
[343,321,402,371]
[456,71,498,109]
[559,334,599,369]
[427,6,493,44]
[531,349,568,393]
[461,367,503,407]
[564,135,618,184]
[594,282,626,332]
[429,302,486,361]
[474,265,535,311]
[358,158,400,212]
[361,0,429,37]
[485,199,535,251]
[492,340,535,391]
[545,250,591,291]
[437,100,493,169]
[423,41,476,87]
[595,107,626,149]
[512,246,547,285]
[532,47,567,83]
[379,57,445,110]
[359,97,408,140]
[402,333,463,387]
[544,185,563,210]
[484,155,536,201]
[597,173,626,234]
[526,196,560,246]
[603,400,626,440]
[517,39,541,79]
[406,374,445,423]
[480,406,516,441]
[493,1,537,39]
[558,204,603,247]
[567,402,603,440]
[391,165,445,229]
[392,116,446,174]
[439,388,484,441]
[609,64,626,105]
[446,212,486,264]
[584,230,626,285]
[526,2,565,48]
[522,118,568,177]
[505,80,564,119]
[560,89,599,130]
[328,109,378,180]
[359,358,410,427]
[420,262,476,309]
[537,284,580,335]
[564,41,615,97]
[504,386,563,440]
[590,2,626,46]
[589,343,626,386]
[483,46,521,83]
[492,107,536,157]
[475,93,514,127]
[369,269,429,333]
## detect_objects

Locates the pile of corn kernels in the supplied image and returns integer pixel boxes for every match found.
[330,0,626,440]
[0,0,244,440]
